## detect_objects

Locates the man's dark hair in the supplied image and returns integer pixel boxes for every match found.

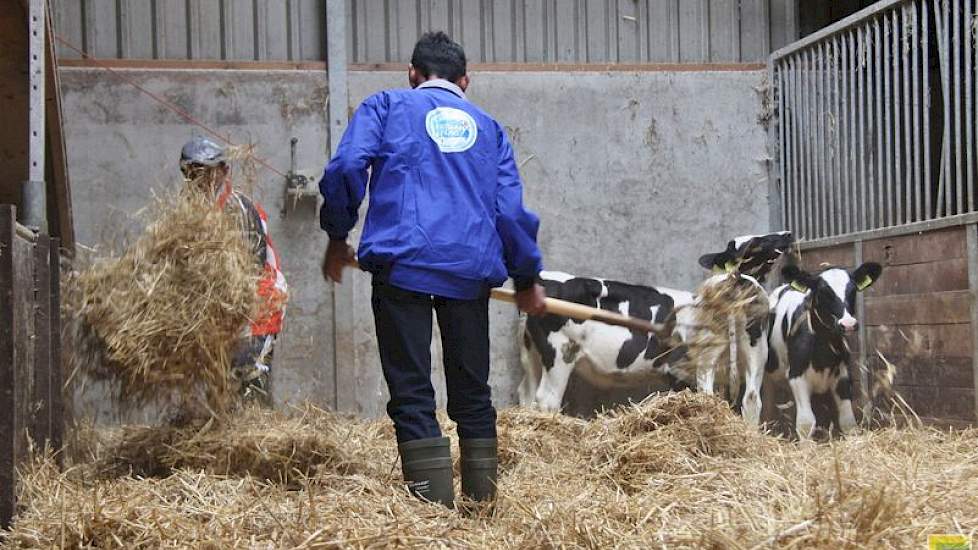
[411,31,467,82]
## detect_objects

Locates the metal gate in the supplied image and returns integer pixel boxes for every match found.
[767,0,978,426]
[770,0,977,242]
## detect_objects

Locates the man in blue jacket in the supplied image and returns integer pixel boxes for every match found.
[319,32,546,508]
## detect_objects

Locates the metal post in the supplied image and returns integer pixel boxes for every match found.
[923,1,932,220]
[966,0,975,213]
[327,0,355,414]
[22,0,47,233]
[769,59,785,232]
[952,0,963,214]
[912,1,923,223]
[874,18,884,229]
[883,12,894,229]
[856,28,872,231]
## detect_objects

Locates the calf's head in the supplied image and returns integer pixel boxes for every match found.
[781,263,883,334]
[698,231,794,283]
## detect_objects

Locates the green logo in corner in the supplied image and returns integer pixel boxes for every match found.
[929,534,971,550]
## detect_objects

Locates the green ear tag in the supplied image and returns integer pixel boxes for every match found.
[856,275,873,291]
[790,281,808,293]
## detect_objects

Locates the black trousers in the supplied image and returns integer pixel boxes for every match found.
[371,279,497,444]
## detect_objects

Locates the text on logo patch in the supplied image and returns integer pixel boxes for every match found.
[425,107,478,153]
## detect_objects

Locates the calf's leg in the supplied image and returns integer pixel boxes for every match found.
[832,368,858,434]
[788,375,817,440]
[534,362,574,412]
[740,331,767,427]
[518,332,541,407]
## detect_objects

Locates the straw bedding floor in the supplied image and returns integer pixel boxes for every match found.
[3,392,977,549]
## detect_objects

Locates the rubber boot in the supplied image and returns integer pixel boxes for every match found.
[460,438,498,501]
[398,436,455,508]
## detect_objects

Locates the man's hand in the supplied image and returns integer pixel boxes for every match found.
[322,240,356,283]
[515,283,547,316]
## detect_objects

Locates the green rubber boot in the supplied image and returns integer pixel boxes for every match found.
[460,438,498,502]
[398,436,455,508]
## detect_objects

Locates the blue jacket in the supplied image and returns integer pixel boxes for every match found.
[319,81,543,300]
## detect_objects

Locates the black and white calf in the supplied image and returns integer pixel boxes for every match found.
[519,232,792,424]
[766,262,883,439]
[698,231,793,284]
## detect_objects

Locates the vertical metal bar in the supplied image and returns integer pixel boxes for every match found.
[902,5,913,226]
[804,49,815,240]
[792,54,803,238]
[797,51,806,239]
[828,39,838,238]
[779,62,789,231]
[327,0,353,413]
[968,224,978,423]
[843,32,852,235]
[924,0,933,219]
[883,12,894,228]
[967,0,975,213]
[875,18,884,229]
[833,37,843,237]
[913,1,923,223]
[817,43,826,238]
[23,0,47,232]
[939,0,951,217]
[953,0,964,214]
[856,26,870,231]
[891,9,902,227]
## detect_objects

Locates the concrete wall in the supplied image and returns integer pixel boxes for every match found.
[59,66,770,421]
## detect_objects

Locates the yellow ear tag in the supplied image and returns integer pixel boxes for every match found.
[712,265,726,274]
[790,281,808,293]
[856,275,873,291]
[723,260,738,273]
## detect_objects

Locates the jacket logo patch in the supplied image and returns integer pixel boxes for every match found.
[425,107,478,152]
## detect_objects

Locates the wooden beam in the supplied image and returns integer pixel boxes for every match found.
[0,0,30,207]
[47,237,63,463]
[966,224,978,423]
[44,1,74,254]
[0,206,15,529]
[29,236,51,449]
[57,57,767,73]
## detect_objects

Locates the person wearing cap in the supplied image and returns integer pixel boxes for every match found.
[319,32,546,508]
[179,137,288,405]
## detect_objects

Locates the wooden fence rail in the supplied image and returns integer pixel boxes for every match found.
[0,204,63,529]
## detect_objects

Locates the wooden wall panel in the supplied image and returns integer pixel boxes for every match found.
[796,224,976,428]
[865,291,971,326]
[862,226,967,265]
[799,243,854,269]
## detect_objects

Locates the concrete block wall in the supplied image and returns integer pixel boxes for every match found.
[59,67,771,421]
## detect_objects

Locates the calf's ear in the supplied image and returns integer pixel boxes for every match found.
[852,262,883,291]
[781,264,811,293]
[698,251,739,273]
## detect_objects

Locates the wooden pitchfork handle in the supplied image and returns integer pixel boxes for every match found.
[343,258,667,336]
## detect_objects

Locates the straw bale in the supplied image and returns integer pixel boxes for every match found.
[4,393,978,549]
[64,189,260,414]
[675,273,771,390]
